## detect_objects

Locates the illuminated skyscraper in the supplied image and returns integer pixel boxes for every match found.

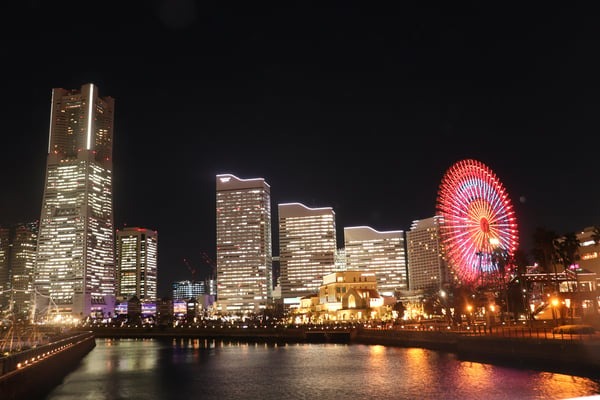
[7,222,39,319]
[278,203,337,309]
[344,226,407,297]
[406,216,448,292]
[0,223,38,315]
[35,83,116,319]
[0,227,9,310]
[116,227,158,301]
[216,174,272,314]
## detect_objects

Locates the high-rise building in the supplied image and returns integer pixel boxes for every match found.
[35,83,116,320]
[7,222,39,319]
[216,174,272,314]
[0,223,38,315]
[278,202,337,309]
[116,227,158,301]
[344,226,407,297]
[406,216,447,292]
[0,227,10,310]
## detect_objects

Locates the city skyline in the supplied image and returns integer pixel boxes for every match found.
[3,4,600,297]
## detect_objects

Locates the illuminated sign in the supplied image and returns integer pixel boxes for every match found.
[173,300,187,315]
[115,303,128,315]
[142,303,156,316]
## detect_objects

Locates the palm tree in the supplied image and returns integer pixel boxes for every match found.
[555,232,580,272]
[532,227,560,295]
[511,248,532,324]
[592,225,600,245]
[532,227,558,274]
[491,247,511,321]
[555,232,580,322]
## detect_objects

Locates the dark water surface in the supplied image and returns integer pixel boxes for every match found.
[43,338,600,400]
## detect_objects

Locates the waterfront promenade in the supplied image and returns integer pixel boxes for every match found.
[0,331,96,400]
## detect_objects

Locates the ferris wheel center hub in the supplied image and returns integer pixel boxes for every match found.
[480,218,490,233]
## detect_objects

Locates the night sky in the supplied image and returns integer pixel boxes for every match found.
[3,3,600,297]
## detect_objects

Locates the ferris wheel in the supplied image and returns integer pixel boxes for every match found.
[436,159,518,285]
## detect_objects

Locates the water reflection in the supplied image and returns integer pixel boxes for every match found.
[44,339,600,400]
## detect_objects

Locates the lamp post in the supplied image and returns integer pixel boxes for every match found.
[466,304,473,325]
[551,297,559,327]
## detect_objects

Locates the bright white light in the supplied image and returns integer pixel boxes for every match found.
[87,84,94,150]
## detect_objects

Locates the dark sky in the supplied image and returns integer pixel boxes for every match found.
[3,2,600,297]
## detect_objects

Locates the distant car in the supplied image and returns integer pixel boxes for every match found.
[552,324,596,334]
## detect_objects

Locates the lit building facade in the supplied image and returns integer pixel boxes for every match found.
[171,280,206,300]
[573,227,600,289]
[344,226,407,297]
[406,216,448,292]
[116,227,158,301]
[0,227,9,310]
[0,222,39,317]
[216,174,272,314]
[295,270,389,322]
[278,203,337,309]
[35,83,116,319]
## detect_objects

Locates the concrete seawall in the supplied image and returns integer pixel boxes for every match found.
[352,328,600,379]
[0,332,96,400]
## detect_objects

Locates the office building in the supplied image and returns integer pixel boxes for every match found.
[35,83,116,319]
[344,226,407,297]
[0,222,39,317]
[116,227,158,301]
[216,174,272,314]
[406,216,447,292]
[0,227,9,310]
[278,202,337,309]
[171,280,206,300]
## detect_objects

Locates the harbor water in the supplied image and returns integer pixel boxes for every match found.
[42,338,600,400]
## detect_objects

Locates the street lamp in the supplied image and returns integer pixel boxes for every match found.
[551,297,559,327]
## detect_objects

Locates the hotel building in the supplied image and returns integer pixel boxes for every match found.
[406,216,447,292]
[0,221,39,318]
[278,203,337,309]
[35,83,116,319]
[344,226,407,297]
[116,227,158,301]
[216,174,272,314]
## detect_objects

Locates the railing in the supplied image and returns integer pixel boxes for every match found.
[0,331,94,376]
[368,323,599,342]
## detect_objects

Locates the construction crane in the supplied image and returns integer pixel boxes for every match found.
[182,258,197,283]
[201,252,217,280]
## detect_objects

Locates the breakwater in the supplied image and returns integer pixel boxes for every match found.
[0,331,96,400]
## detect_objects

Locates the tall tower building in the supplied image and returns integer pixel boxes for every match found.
[278,203,337,309]
[406,216,447,292]
[0,227,10,310]
[216,174,272,314]
[0,222,39,319]
[35,83,116,320]
[116,227,158,301]
[344,226,407,297]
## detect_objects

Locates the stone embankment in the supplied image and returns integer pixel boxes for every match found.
[0,331,95,400]
[352,327,600,379]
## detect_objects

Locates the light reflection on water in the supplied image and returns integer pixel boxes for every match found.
[44,338,600,400]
